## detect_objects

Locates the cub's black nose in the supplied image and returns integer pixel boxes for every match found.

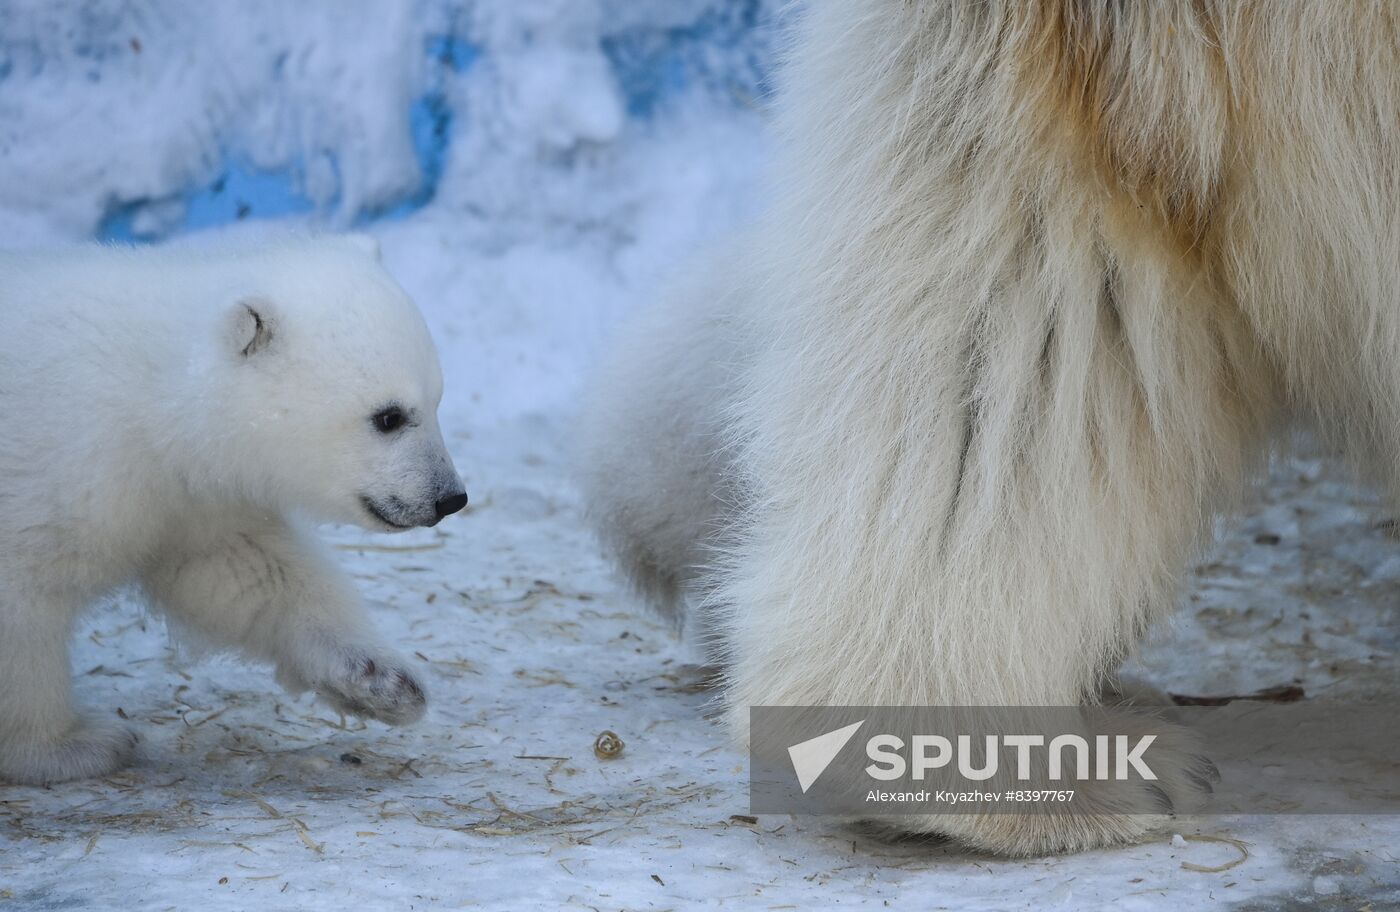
[435,492,468,519]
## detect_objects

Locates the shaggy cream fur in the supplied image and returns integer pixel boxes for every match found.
[580,1,1398,854]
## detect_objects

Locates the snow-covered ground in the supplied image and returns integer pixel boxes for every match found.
[1,2,1397,909]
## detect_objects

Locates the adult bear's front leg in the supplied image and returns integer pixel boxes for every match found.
[717,194,1277,855]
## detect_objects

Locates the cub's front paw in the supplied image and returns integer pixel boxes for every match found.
[0,717,138,785]
[310,650,428,726]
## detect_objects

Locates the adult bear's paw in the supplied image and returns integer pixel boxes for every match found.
[886,712,1218,857]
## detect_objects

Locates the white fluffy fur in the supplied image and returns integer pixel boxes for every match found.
[580,1,1400,854]
[578,239,755,637]
[0,235,465,785]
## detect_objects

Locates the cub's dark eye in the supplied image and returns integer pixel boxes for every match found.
[372,406,407,434]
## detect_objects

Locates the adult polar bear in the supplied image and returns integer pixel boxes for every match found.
[0,235,467,785]
[582,1,1397,854]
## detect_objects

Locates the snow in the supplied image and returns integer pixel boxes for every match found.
[1,2,1398,909]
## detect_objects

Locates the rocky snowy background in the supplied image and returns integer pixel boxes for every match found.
[0,1,1396,909]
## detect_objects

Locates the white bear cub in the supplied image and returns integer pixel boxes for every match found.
[0,234,467,785]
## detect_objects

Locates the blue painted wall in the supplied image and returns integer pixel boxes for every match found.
[92,2,776,243]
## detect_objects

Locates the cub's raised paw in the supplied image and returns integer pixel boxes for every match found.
[313,651,428,726]
[0,717,138,785]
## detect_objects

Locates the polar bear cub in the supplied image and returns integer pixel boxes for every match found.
[0,234,467,785]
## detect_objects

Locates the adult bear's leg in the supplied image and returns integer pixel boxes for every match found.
[713,1,1282,855]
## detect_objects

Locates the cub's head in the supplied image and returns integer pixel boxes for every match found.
[206,235,466,532]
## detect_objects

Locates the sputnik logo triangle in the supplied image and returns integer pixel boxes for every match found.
[787,720,865,793]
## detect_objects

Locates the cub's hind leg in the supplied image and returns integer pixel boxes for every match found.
[0,590,136,784]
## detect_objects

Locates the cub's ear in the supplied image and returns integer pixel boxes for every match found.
[226,299,275,358]
[343,233,382,262]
